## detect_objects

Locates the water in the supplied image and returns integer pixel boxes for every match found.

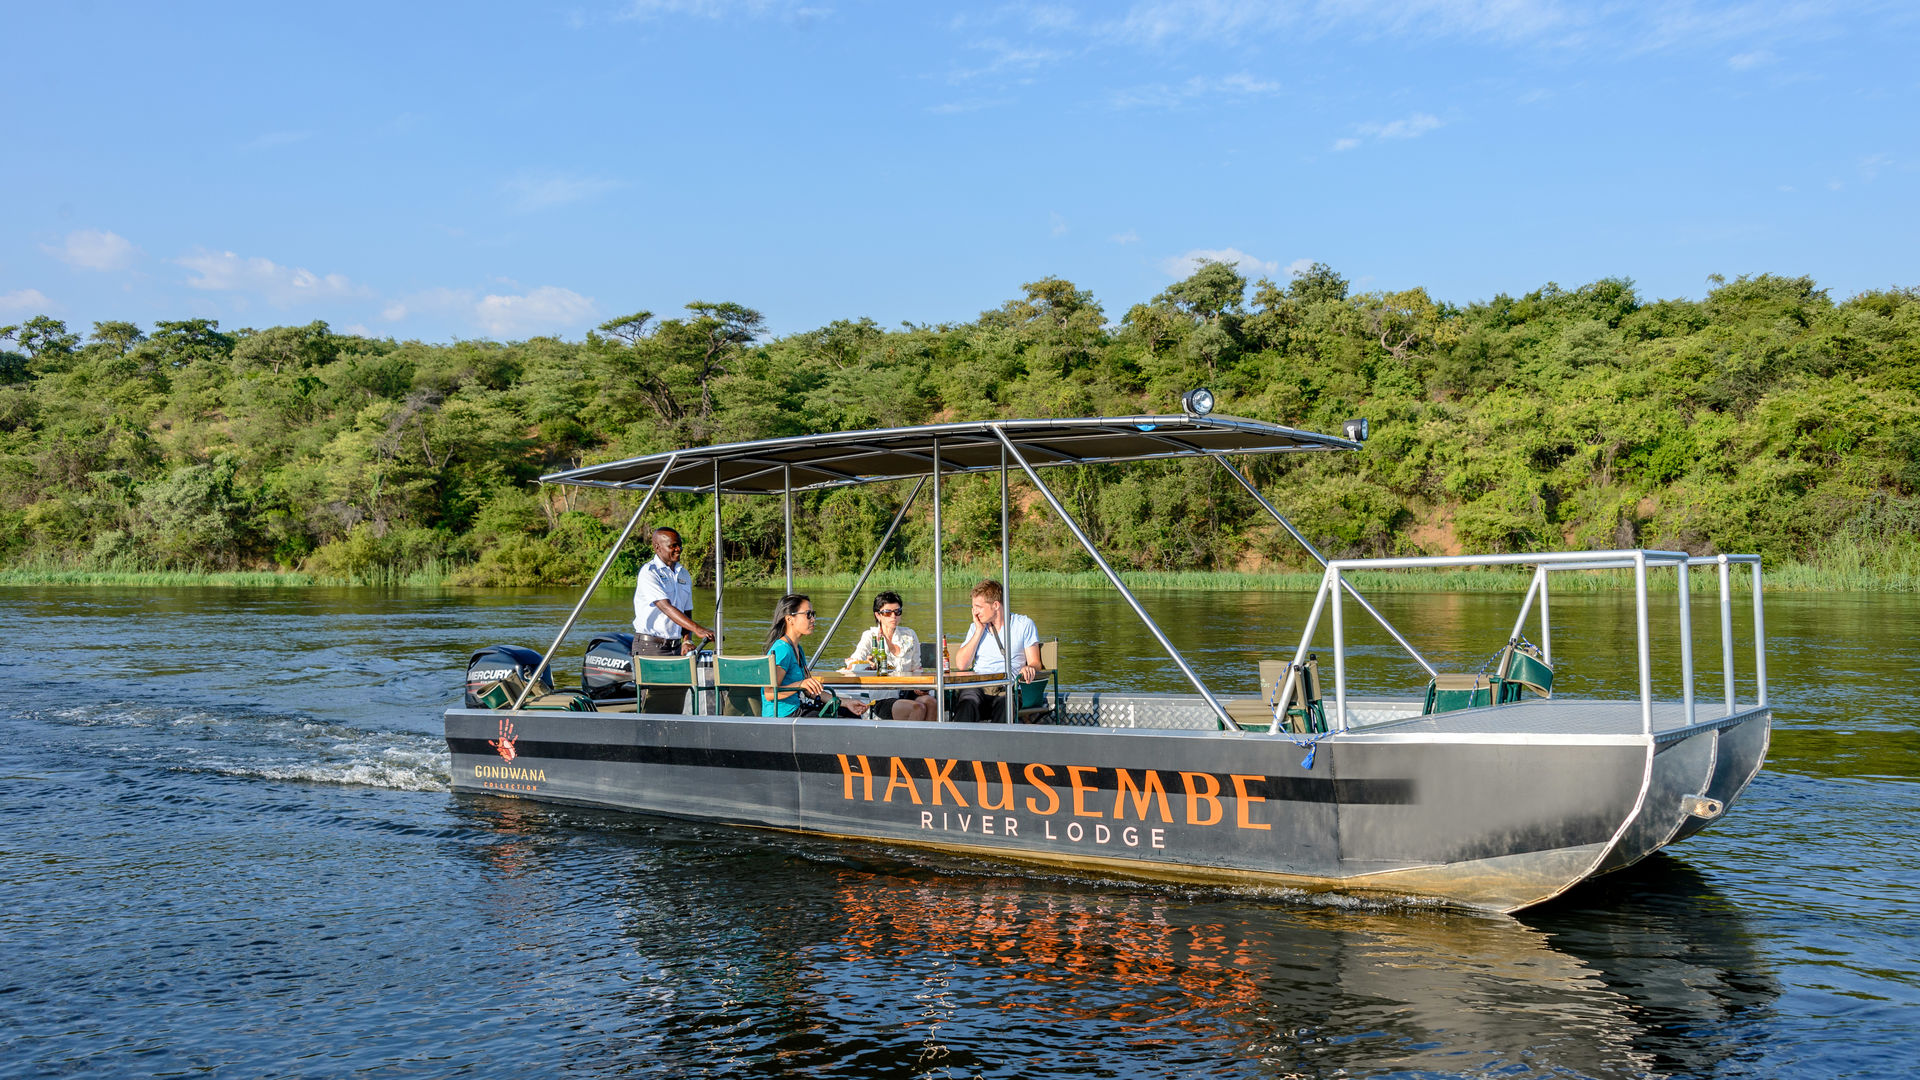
[2,584,1914,1078]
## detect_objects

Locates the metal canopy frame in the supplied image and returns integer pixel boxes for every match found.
[538,415,1357,494]
[509,414,1371,726]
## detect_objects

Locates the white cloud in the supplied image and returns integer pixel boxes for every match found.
[1726,49,1774,70]
[474,286,597,338]
[1104,1,1582,49]
[1,288,54,313]
[1162,247,1279,278]
[947,37,1070,84]
[1109,72,1281,109]
[1859,153,1892,182]
[176,248,363,306]
[504,173,623,211]
[1335,111,1443,149]
[1050,211,1069,237]
[1110,229,1140,244]
[382,287,474,324]
[43,229,137,271]
[1282,257,1315,278]
[1370,112,1443,139]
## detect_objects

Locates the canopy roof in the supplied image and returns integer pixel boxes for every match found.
[541,414,1358,494]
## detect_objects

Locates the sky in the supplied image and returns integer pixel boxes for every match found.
[3,0,1916,343]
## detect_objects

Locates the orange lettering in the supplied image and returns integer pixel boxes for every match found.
[836,754,874,801]
[884,756,923,804]
[924,758,969,807]
[972,760,1015,810]
[1113,768,1172,823]
[1230,774,1272,831]
[1024,762,1059,815]
[1181,771,1223,826]
[1067,765,1104,818]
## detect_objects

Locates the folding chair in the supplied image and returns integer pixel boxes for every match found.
[634,653,697,715]
[714,653,781,717]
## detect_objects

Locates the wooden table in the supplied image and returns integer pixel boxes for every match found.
[817,670,1006,688]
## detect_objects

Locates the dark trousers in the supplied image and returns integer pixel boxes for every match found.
[951,686,1008,724]
[632,636,689,715]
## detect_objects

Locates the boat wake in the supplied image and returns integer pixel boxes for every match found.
[23,700,452,793]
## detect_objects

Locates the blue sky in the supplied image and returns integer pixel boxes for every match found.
[4,1,1915,343]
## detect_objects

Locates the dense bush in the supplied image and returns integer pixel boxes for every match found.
[2,270,1916,584]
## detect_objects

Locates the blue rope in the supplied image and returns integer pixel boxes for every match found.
[1267,672,1330,770]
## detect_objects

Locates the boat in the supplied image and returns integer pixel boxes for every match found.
[443,407,1771,913]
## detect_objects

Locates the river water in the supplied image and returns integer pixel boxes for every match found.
[2,583,1914,1078]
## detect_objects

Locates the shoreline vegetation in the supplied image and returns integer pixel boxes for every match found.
[5,266,1917,594]
[5,541,1914,593]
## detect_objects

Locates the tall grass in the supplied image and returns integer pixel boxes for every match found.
[0,554,452,588]
[6,543,1916,592]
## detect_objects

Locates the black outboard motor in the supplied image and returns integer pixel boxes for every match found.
[465,645,552,709]
[583,633,636,701]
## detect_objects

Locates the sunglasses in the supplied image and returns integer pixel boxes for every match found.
[796,610,816,618]
[876,608,904,616]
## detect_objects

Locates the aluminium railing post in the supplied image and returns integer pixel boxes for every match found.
[1001,441,1014,721]
[932,437,946,723]
[1507,568,1543,645]
[1753,560,1768,708]
[998,428,1238,730]
[1728,553,1743,714]
[1270,569,1335,736]
[1539,565,1552,667]
[783,465,794,594]
[1211,454,1436,678]
[1634,551,1652,736]
[812,478,925,669]
[1678,560,1696,727]
[1331,566,1348,731]
[511,457,676,711]
[1718,555,1736,716]
[712,460,725,660]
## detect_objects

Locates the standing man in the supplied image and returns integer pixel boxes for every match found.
[951,579,1042,723]
[633,527,713,714]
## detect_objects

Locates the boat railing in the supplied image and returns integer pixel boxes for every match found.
[1277,549,1767,737]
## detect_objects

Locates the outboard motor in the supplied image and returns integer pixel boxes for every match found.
[583,633,637,701]
[465,645,552,709]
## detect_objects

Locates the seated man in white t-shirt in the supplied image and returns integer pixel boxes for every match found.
[951,579,1042,723]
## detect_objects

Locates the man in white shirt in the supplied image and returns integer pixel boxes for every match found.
[632,528,712,714]
[951,579,1042,723]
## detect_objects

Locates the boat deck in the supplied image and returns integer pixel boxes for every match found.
[1344,698,1766,741]
[1041,691,1764,741]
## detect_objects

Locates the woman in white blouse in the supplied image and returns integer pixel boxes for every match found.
[844,591,929,721]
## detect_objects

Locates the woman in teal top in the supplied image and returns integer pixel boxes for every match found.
[762,594,865,717]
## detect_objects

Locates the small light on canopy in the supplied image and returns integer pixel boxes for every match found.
[1181,388,1216,416]
[1343,417,1370,442]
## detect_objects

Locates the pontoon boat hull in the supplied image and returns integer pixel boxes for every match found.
[444,701,1771,913]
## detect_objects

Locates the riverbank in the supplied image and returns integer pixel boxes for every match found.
[6,555,1916,592]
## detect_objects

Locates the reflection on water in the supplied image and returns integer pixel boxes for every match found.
[1,584,1915,1077]
[450,798,1783,1078]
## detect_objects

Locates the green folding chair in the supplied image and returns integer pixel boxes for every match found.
[1496,640,1554,701]
[1015,639,1060,723]
[714,653,780,717]
[1423,673,1495,714]
[1260,655,1326,733]
[635,653,697,715]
